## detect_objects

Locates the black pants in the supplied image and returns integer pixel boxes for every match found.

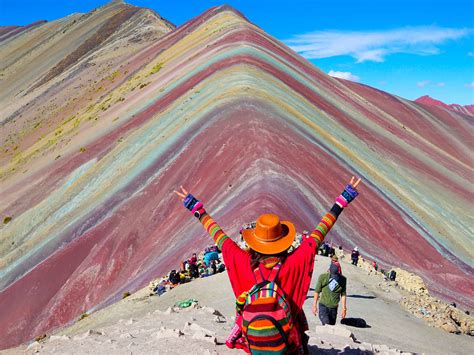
[319,303,338,325]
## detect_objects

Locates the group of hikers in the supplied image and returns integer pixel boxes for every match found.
[177,245,226,280]
[151,245,226,296]
[174,175,362,354]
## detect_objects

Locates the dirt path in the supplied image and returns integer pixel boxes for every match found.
[4,255,473,354]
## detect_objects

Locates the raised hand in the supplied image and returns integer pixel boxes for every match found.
[349,176,362,190]
[336,176,362,208]
[174,186,202,215]
[173,185,189,202]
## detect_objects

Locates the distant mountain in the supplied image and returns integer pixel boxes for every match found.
[415,95,474,116]
[0,21,48,41]
[0,1,472,350]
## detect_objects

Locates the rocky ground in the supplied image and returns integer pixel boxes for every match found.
[334,251,473,336]
[3,253,473,354]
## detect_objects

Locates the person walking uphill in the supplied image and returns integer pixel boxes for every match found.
[174,176,361,354]
[351,247,360,266]
[312,262,347,326]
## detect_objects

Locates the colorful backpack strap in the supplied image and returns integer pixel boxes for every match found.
[253,265,265,284]
[253,261,282,284]
[266,261,282,282]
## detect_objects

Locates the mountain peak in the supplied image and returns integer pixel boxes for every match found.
[415,95,474,116]
[0,1,472,350]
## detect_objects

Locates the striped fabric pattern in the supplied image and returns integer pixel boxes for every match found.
[199,213,229,250]
[236,291,248,312]
[309,211,337,248]
[241,263,293,354]
[195,196,345,252]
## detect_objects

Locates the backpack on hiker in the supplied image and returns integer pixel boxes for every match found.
[327,276,340,292]
[239,262,293,354]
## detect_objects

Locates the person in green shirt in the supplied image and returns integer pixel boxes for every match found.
[312,262,347,325]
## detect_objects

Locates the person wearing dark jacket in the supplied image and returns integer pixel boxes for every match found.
[351,247,360,266]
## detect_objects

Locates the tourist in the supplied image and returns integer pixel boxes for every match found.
[351,247,360,266]
[174,176,361,353]
[312,262,347,325]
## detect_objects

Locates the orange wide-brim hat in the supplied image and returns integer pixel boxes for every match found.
[242,213,296,255]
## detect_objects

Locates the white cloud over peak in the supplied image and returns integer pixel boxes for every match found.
[285,26,472,62]
[417,80,430,88]
[328,70,360,82]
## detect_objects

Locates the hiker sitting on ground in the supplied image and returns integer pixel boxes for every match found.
[203,248,220,267]
[174,176,361,353]
[208,259,217,275]
[168,270,179,285]
[351,247,360,266]
[312,261,347,326]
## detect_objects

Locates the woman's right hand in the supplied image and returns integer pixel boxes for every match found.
[173,185,189,202]
[336,176,362,208]
[348,176,362,190]
[174,186,205,218]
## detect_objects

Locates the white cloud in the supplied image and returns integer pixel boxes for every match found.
[436,82,446,87]
[285,26,472,62]
[468,52,474,57]
[328,70,360,82]
[465,82,474,88]
[417,80,430,88]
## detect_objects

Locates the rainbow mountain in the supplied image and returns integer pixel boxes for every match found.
[0,0,472,349]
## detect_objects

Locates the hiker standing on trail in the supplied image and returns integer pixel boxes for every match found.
[174,176,361,354]
[351,247,360,266]
[312,261,347,326]
[372,261,378,271]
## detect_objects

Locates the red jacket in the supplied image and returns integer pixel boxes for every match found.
[222,236,318,314]
[196,202,343,350]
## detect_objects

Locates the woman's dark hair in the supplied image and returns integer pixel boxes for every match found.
[249,249,288,269]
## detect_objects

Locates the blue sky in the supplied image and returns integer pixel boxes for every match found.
[1,0,473,104]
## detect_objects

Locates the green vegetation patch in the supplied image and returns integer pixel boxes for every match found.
[107,70,121,82]
[149,62,163,75]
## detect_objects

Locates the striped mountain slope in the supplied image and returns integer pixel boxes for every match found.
[0,2,472,350]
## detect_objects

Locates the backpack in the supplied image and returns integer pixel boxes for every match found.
[389,270,396,281]
[327,276,340,292]
[240,262,293,354]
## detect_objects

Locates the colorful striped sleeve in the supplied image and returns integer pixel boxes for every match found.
[198,211,230,250]
[309,203,343,249]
